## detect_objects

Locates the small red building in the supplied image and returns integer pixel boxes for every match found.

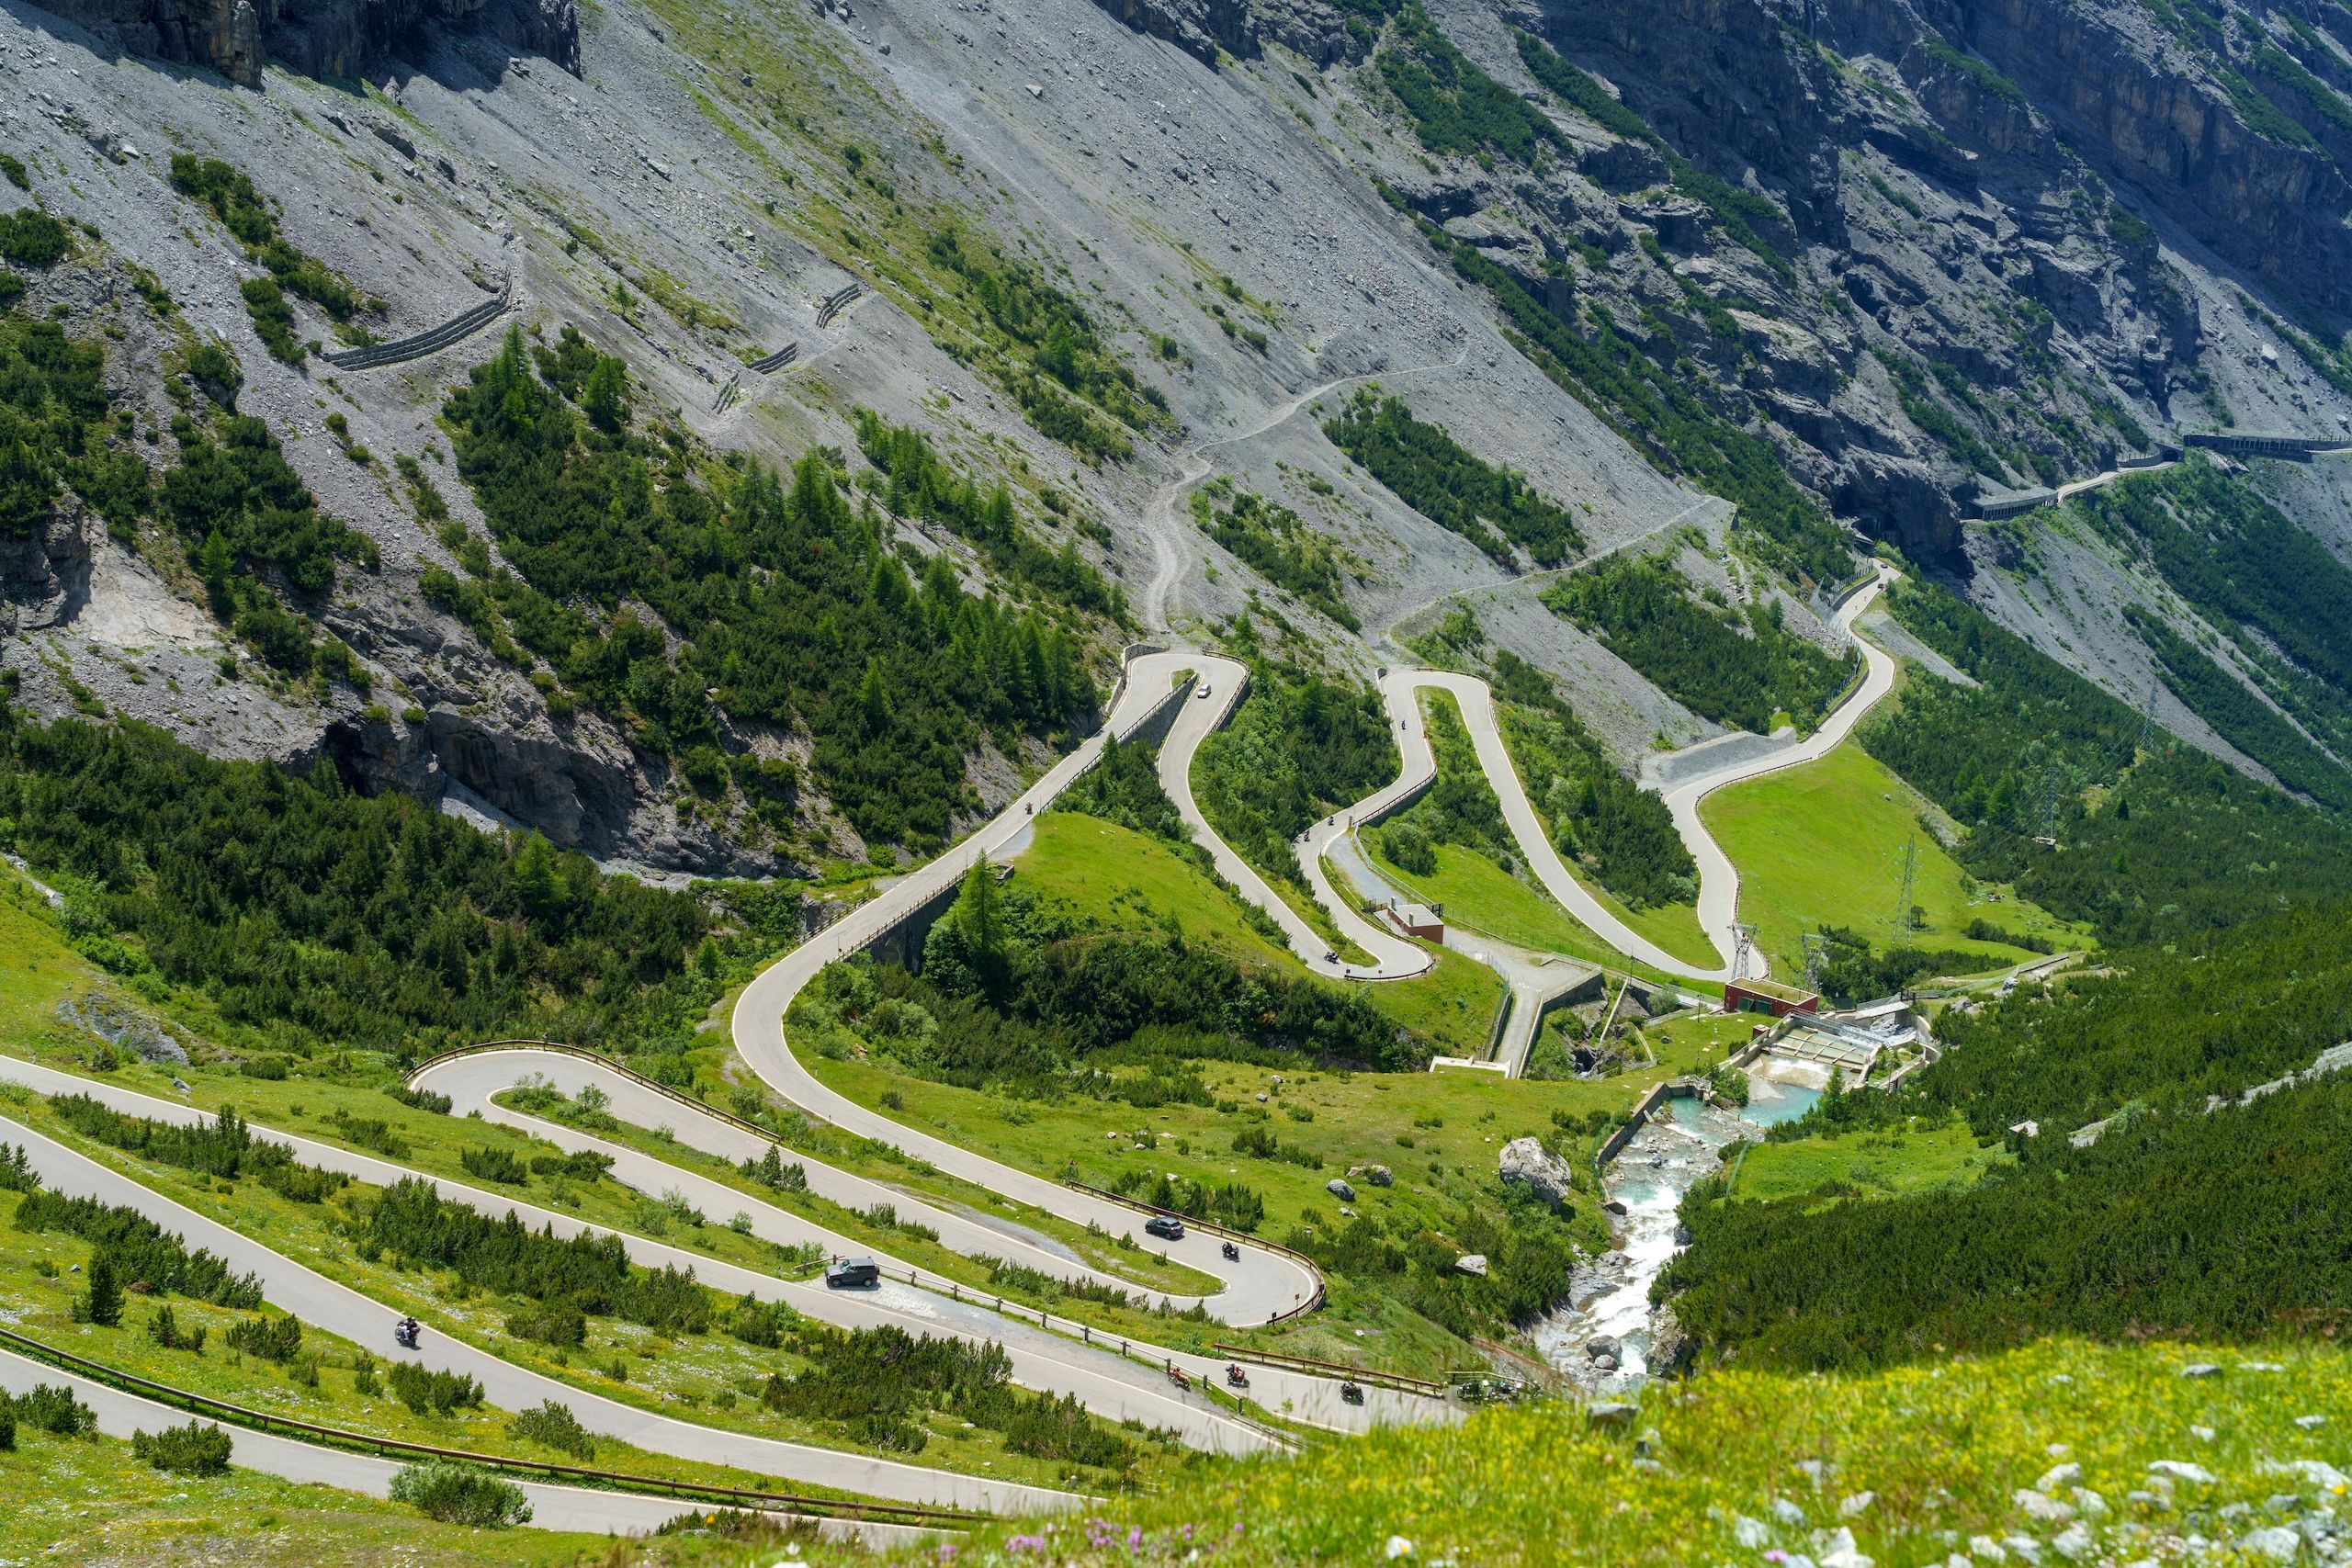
[1724,978,1820,1018]
[1387,902,1445,944]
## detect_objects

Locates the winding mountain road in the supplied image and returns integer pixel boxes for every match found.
[0,456,1904,1528]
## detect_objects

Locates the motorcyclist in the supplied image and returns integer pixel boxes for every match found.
[1221,1239,1240,1261]
[394,1315,421,1348]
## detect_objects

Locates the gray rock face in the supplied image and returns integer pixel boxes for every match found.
[0,505,93,637]
[1082,0,1367,67]
[1499,1136,1577,1207]
[60,991,187,1064]
[45,0,580,85]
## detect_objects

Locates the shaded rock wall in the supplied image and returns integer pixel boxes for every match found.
[40,0,579,85]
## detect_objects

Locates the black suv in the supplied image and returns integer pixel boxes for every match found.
[1144,1213,1186,1242]
[825,1257,880,1289]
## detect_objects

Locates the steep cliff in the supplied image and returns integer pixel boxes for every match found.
[47,0,579,85]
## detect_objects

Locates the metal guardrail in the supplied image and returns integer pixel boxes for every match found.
[0,1325,975,1529]
[1207,1341,1449,1399]
[816,282,861,328]
[1061,1180,1327,1324]
[322,274,513,371]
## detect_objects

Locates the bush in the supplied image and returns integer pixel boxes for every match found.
[224,1313,301,1362]
[458,1145,530,1185]
[6,1382,94,1437]
[729,1297,798,1348]
[1381,820,1436,876]
[389,1461,534,1528]
[131,1420,232,1475]
[384,1084,454,1115]
[12,1191,264,1308]
[528,1149,613,1183]
[148,1303,207,1352]
[388,1361,485,1416]
[508,1399,596,1460]
[504,1302,587,1348]
[0,206,70,268]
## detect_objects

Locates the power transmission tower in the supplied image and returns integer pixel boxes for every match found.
[1801,931,1833,994]
[2138,676,2163,752]
[1731,921,1758,982]
[1890,839,1919,950]
[2035,764,2060,847]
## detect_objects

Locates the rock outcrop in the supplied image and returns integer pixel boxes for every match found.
[1498,1136,1577,1208]
[1084,0,1369,67]
[43,0,581,86]
[0,503,92,637]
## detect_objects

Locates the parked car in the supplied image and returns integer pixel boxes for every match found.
[825,1257,880,1289]
[1144,1213,1186,1242]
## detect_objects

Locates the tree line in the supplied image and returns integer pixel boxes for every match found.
[1544,555,1856,735]
[442,327,1107,850]
[0,704,735,1063]
[1860,579,2352,942]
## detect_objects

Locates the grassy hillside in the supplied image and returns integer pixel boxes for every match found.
[1701,739,2081,974]
[889,1336,2352,1564]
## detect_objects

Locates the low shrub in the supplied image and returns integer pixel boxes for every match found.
[388,1461,533,1527]
[131,1419,232,1475]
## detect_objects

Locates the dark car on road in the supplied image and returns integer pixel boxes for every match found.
[1144,1214,1185,1242]
[825,1257,880,1289]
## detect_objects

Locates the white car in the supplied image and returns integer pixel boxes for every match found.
[1195,682,1212,700]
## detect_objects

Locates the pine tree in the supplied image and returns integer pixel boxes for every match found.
[859,660,890,735]
[582,355,628,434]
[82,1252,121,1327]
[949,859,1010,979]
[513,832,565,923]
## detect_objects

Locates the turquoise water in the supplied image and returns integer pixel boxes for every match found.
[1538,1077,1821,1384]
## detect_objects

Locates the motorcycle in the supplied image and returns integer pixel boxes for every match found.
[1340,1381,1365,1405]
[1220,1240,1240,1262]
[393,1316,421,1350]
[1225,1363,1250,1390]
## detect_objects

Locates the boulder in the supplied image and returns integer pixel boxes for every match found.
[1586,1402,1639,1429]
[1454,1254,1487,1277]
[1325,1178,1357,1203]
[1586,1337,1619,1360]
[1350,1164,1394,1188]
[1498,1136,1577,1207]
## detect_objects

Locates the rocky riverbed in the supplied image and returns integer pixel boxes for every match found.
[1533,1076,1819,1394]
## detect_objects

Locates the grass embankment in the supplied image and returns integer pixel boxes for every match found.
[1012,812,1495,1058]
[0,1423,763,1567]
[1700,739,2085,974]
[1720,1116,2015,1203]
[1361,836,1700,988]
[802,1047,1647,1377]
[897,1337,2352,1564]
[0,1186,861,1501]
